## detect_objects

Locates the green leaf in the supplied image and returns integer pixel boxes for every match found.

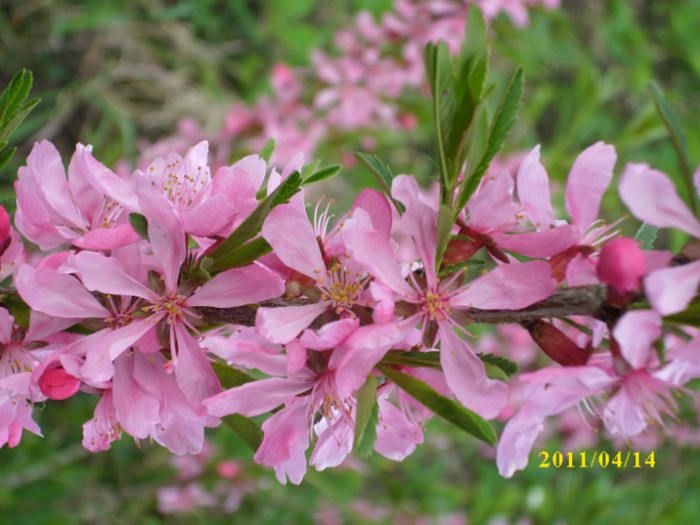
[222,414,263,452]
[355,152,403,212]
[424,40,455,193]
[259,138,275,163]
[2,293,30,327]
[0,70,33,127]
[209,171,302,272]
[457,66,524,211]
[300,159,321,180]
[647,82,697,215]
[356,152,393,190]
[212,361,256,388]
[634,222,659,250]
[448,7,488,182]
[477,353,519,378]
[129,213,149,241]
[377,364,497,445]
[381,350,442,369]
[436,204,455,265]
[0,147,16,170]
[353,374,379,458]
[304,164,341,185]
[212,361,264,451]
[0,98,40,144]
[211,236,272,269]
[439,258,484,278]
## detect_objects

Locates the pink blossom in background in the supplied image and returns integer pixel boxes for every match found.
[497,310,700,477]
[619,162,700,315]
[139,0,560,169]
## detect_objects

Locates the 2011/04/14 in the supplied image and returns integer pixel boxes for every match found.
[538,451,656,469]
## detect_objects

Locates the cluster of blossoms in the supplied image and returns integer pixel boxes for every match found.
[141,0,560,169]
[2,131,700,484]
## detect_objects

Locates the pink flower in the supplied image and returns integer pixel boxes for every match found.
[343,175,557,418]
[517,142,618,284]
[256,190,392,344]
[204,319,418,484]
[14,141,141,251]
[619,162,700,314]
[497,310,700,477]
[0,309,76,448]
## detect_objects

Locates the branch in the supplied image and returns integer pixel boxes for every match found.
[199,284,620,327]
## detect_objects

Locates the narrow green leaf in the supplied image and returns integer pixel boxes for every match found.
[460,6,488,103]
[356,152,393,190]
[0,70,33,126]
[377,364,497,445]
[209,171,302,272]
[211,361,257,388]
[129,213,149,241]
[0,147,16,170]
[259,138,275,163]
[381,350,442,369]
[2,293,30,327]
[647,82,697,214]
[211,236,272,269]
[211,361,263,451]
[634,222,659,250]
[222,414,263,451]
[436,204,455,265]
[477,353,519,378]
[439,259,484,278]
[448,6,488,177]
[356,152,403,212]
[457,66,524,211]
[425,41,456,194]
[304,164,341,185]
[300,159,321,180]
[353,374,379,457]
[0,98,40,143]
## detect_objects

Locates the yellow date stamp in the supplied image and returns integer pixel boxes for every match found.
[538,451,656,469]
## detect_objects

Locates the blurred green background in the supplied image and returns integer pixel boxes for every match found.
[1,0,700,523]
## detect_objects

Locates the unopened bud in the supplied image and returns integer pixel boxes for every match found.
[524,320,591,366]
[38,367,81,400]
[597,237,645,306]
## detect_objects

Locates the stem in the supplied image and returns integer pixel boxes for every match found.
[199,284,620,327]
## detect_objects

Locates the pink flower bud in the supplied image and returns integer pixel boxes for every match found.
[38,368,81,400]
[597,237,645,294]
[0,205,10,256]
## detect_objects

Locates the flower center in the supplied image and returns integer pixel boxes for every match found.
[148,158,210,210]
[423,291,451,321]
[144,294,190,324]
[317,262,368,314]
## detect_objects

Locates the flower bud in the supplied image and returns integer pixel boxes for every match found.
[597,237,645,304]
[38,367,81,400]
[524,320,591,366]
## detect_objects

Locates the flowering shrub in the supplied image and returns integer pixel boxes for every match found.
[2,5,700,493]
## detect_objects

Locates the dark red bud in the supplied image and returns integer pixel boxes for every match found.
[525,320,591,366]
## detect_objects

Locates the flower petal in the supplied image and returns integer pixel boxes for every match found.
[261,204,325,278]
[619,163,700,237]
[438,322,508,419]
[16,264,110,319]
[450,260,555,310]
[565,142,616,231]
[204,378,309,418]
[612,310,662,369]
[256,303,327,344]
[644,260,700,315]
[188,264,284,308]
